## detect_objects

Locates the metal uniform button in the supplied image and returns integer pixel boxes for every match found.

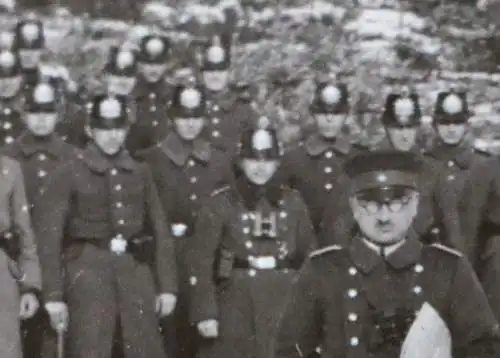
[38,154,46,161]
[3,121,11,129]
[5,136,13,144]
[111,169,118,176]
[4,108,11,115]
[190,194,197,201]
[248,269,256,277]
[212,130,220,137]
[413,286,422,295]
[348,313,358,322]
[212,117,220,124]
[325,151,333,159]
[350,337,359,347]
[245,241,253,249]
[188,160,195,167]
[279,211,287,218]
[324,166,332,173]
[243,227,250,234]
[150,106,156,112]
[324,183,333,191]
[190,177,197,183]
[447,161,454,168]
[241,214,249,220]
[414,264,424,273]
[152,120,158,127]
[116,202,123,208]
[38,170,46,178]
[118,219,125,225]
[348,267,357,276]
[348,289,358,298]
[213,105,219,112]
[149,93,156,99]
[115,184,122,191]
[447,174,455,181]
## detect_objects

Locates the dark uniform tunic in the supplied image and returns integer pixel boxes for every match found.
[274,235,500,358]
[3,133,78,358]
[281,134,357,243]
[126,78,173,153]
[138,131,231,358]
[33,144,176,358]
[188,181,316,358]
[205,90,255,154]
[458,155,500,322]
[424,141,489,249]
[0,99,24,148]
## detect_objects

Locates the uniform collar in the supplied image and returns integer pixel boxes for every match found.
[428,141,473,169]
[234,175,284,210]
[304,133,351,157]
[160,131,211,167]
[133,77,169,97]
[349,231,423,274]
[80,144,136,173]
[17,133,65,158]
[207,90,234,111]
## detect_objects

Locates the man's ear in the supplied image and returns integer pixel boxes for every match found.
[349,197,359,220]
[84,125,92,139]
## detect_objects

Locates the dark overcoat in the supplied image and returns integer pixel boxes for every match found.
[33,144,176,358]
[274,236,500,358]
[188,181,317,358]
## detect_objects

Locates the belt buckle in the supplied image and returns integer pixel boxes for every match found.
[110,235,127,255]
[250,256,277,270]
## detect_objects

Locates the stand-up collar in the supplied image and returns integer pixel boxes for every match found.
[304,133,352,157]
[80,144,136,173]
[160,131,211,167]
[17,133,65,158]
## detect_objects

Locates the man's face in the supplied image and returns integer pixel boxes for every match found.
[24,112,58,136]
[174,117,205,141]
[436,123,467,145]
[0,76,22,98]
[19,49,42,69]
[106,74,137,95]
[240,158,279,185]
[91,127,128,155]
[139,63,167,83]
[350,189,419,246]
[202,70,229,92]
[387,127,418,151]
[315,113,346,139]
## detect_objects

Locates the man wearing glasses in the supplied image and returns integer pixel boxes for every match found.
[274,150,500,358]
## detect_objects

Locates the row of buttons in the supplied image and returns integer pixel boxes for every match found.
[345,263,425,348]
[111,169,126,226]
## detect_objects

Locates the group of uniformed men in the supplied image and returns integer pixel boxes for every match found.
[2,10,500,358]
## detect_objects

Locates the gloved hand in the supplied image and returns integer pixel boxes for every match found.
[45,301,69,332]
[155,293,177,317]
[197,319,219,338]
[19,292,39,319]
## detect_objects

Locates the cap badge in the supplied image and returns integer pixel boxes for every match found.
[206,45,225,64]
[252,129,273,151]
[394,97,414,119]
[99,97,122,119]
[321,85,341,104]
[146,37,164,56]
[377,173,388,183]
[0,51,15,69]
[180,88,201,109]
[21,23,39,43]
[34,84,54,104]
[442,93,463,114]
[116,50,134,69]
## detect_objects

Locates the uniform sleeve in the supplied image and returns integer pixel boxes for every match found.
[458,159,494,261]
[10,161,41,292]
[273,260,322,358]
[293,194,317,266]
[448,255,500,357]
[32,162,73,302]
[142,164,177,295]
[187,195,225,325]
